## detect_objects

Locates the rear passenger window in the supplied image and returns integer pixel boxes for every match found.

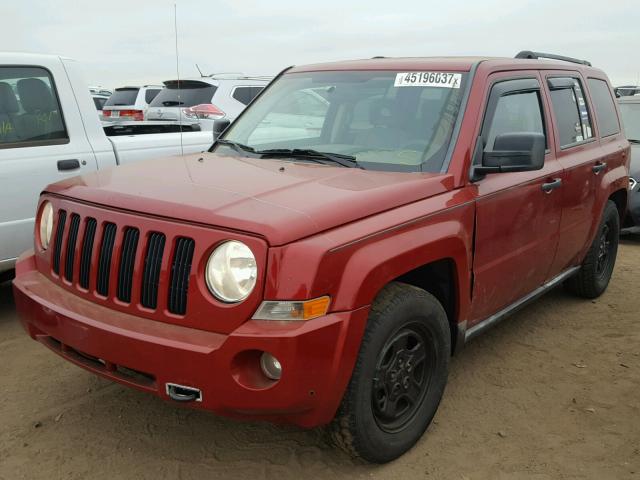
[232,86,263,105]
[548,77,593,147]
[486,91,545,149]
[145,89,161,104]
[0,66,68,148]
[587,79,620,137]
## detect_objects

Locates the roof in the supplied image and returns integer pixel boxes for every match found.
[288,56,604,74]
[289,57,489,73]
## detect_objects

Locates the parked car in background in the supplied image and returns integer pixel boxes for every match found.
[92,93,110,112]
[89,86,112,98]
[0,53,215,277]
[102,85,163,122]
[618,95,640,227]
[89,86,112,114]
[615,85,640,97]
[12,52,629,462]
[146,74,271,129]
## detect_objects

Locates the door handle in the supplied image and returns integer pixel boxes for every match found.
[541,178,562,193]
[592,161,607,174]
[57,159,81,171]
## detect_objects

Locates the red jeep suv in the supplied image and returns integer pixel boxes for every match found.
[13,51,629,463]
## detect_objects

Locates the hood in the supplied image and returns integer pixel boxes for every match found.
[46,153,454,246]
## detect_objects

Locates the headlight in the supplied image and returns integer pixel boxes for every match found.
[38,201,54,250]
[205,240,257,302]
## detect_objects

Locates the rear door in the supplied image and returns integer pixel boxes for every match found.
[0,60,96,268]
[543,72,602,278]
[585,77,627,205]
[469,73,564,324]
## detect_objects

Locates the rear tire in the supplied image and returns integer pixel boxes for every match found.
[566,200,619,299]
[331,282,450,463]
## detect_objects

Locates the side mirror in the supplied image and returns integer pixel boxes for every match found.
[213,118,231,140]
[473,132,545,177]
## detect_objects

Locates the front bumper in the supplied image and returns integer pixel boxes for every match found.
[13,253,369,428]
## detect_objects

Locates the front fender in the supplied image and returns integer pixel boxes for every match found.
[264,189,476,325]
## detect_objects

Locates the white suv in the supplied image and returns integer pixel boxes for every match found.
[102,85,163,122]
[146,74,271,129]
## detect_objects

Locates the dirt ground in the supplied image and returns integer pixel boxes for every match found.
[1,237,639,480]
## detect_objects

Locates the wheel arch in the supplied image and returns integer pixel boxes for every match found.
[393,259,460,354]
[608,187,628,223]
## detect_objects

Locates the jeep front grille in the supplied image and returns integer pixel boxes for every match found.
[50,212,195,316]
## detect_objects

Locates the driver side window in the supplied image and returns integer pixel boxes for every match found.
[486,89,546,150]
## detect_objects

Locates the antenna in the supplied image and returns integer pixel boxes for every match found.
[195,63,204,77]
[174,3,184,156]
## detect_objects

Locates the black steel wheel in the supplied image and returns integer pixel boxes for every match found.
[371,323,436,434]
[595,222,614,277]
[566,200,620,299]
[331,282,450,463]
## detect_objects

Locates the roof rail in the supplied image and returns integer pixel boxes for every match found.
[515,50,591,67]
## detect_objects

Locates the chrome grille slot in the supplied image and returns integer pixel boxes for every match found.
[64,214,81,282]
[96,223,117,296]
[168,237,195,315]
[116,227,140,303]
[141,232,166,309]
[79,218,97,289]
[52,210,67,275]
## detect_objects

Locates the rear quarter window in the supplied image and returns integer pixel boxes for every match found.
[93,97,107,110]
[587,78,620,138]
[144,89,161,104]
[232,86,264,105]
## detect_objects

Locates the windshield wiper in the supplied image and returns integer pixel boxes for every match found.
[162,101,184,106]
[628,139,640,144]
[257,148,361,168]
[216,139,257,154]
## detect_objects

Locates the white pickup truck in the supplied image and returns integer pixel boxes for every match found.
[0,53,215,276]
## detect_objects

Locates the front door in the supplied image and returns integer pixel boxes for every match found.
[0,63,96,267]
[469,73,564,325]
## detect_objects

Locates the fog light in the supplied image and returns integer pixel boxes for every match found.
[260,352,282,380]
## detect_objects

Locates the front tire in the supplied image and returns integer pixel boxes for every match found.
[331,282,450,463]
[566,200,620,299]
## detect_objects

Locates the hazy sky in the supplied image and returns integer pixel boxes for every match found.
[3,0,638,88]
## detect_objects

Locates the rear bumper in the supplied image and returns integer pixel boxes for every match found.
[13,253,369,427]
[626,188,640,227]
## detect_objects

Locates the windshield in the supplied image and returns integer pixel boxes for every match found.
[217,70,468,172]
[105,88,139,106]
[149,80,217,108]
[619,102,640,141]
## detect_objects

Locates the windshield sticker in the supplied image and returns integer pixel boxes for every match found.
[394,72,462,88]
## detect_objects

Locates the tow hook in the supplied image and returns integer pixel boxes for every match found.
[165,383,202,403]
